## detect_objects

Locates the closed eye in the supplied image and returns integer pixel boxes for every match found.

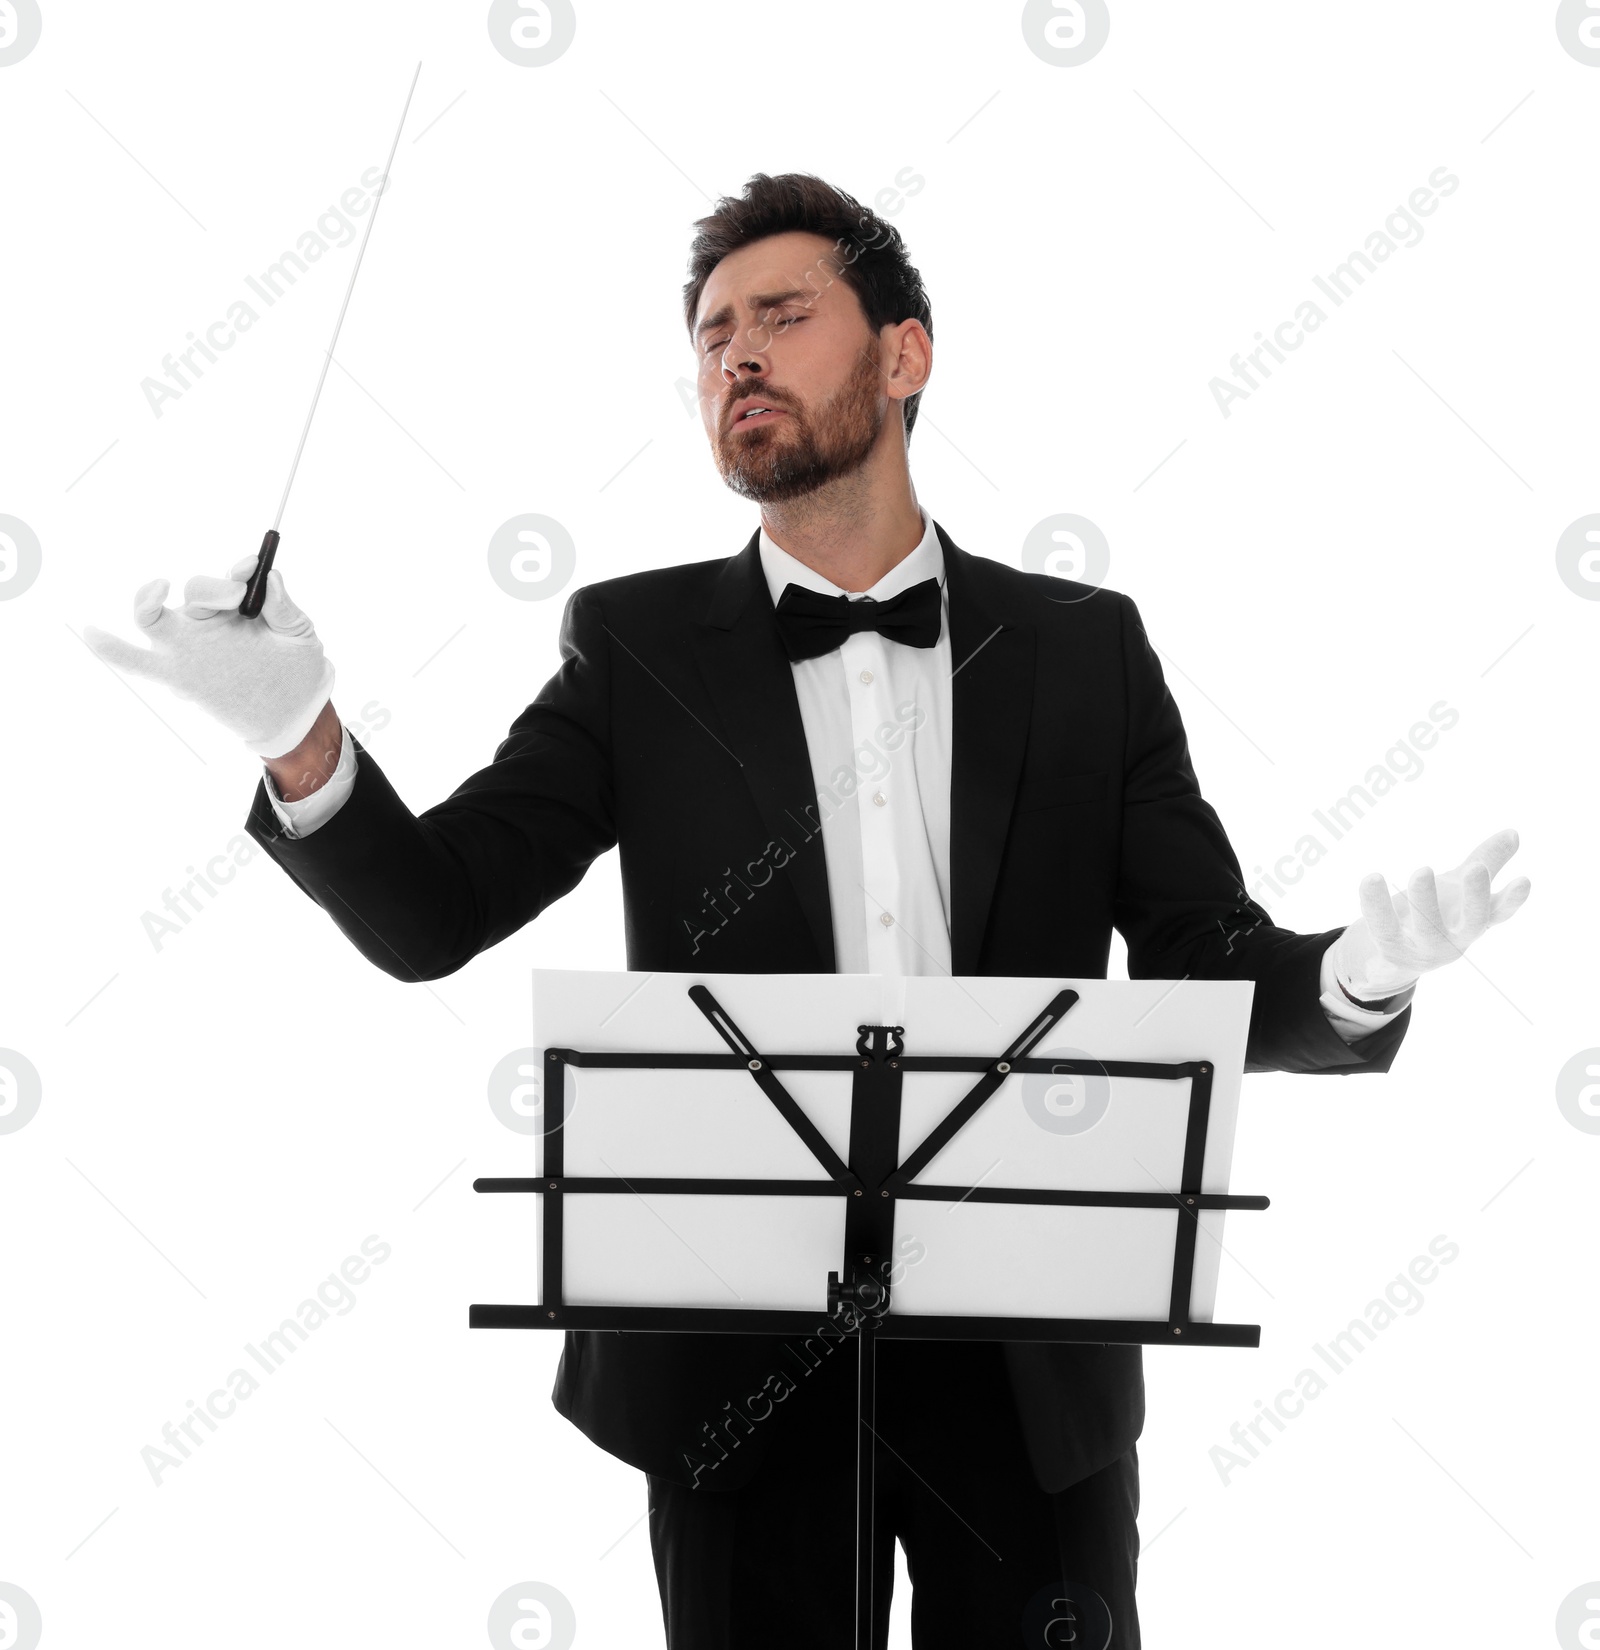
[703,315,808,355]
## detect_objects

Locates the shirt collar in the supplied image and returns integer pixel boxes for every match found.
[758,505,944,609]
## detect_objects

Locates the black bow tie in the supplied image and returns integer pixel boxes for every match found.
[773,576,942,663]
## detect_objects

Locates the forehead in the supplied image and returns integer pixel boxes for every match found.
[693,230,858,335]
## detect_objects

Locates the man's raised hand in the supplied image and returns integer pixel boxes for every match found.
[84,558,334,759]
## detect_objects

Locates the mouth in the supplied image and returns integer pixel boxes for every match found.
[728,405,788,432]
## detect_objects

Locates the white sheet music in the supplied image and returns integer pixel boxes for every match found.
[528,970,1253,1325]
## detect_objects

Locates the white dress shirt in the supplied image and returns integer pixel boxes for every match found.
[759,507,954,977]
[265,507,1403,1042]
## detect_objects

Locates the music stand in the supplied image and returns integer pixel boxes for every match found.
[471,970,1268,1647]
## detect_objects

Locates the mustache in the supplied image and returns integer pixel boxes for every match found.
[726,388,796,420]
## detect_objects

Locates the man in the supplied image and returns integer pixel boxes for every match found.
[86,172,1529,1647]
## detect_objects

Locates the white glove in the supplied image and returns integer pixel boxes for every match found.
[1329,827,1531,1000]
[83,555,335,759]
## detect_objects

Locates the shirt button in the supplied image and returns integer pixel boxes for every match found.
[872,791,887,807]
[859,669,874,684]
[879,911,895,927]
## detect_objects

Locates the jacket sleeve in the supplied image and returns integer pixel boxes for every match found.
[242,583,617,981]
[1110,591,1409,1076]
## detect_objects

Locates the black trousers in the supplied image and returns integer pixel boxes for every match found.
[646,1338,1140,1648]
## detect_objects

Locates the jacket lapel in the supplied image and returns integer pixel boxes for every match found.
[939,524,1034,977]
[691,531,838,971]
[688,520,1035,980]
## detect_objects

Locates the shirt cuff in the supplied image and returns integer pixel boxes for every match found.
[1319,941,1411,1044]
[263,723,356,839]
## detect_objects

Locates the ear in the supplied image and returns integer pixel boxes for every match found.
[881,318,931,406]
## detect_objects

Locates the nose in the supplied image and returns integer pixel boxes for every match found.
[720,318,771,383]
[721,352,767,394]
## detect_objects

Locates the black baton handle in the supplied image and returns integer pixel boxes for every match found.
[239,529,279,619]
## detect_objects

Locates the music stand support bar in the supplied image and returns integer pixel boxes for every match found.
[840,1020,905,1638]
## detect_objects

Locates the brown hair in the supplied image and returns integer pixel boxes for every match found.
[683,171,932,440]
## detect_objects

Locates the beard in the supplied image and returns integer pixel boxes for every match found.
[712,347,886,503]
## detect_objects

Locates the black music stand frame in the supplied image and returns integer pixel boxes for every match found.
[472,983,1268,1647]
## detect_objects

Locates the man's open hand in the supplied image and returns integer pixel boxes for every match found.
[83,557,334,759]
[1329,827,1531,1000]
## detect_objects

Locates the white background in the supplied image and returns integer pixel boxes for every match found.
[1,1,1596,1646]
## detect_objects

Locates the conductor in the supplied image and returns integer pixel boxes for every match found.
[85,171,1530,1648]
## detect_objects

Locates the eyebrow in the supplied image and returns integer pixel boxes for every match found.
[694,288,813,343]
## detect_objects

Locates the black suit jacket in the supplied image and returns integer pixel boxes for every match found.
[244,519,1410,1494]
